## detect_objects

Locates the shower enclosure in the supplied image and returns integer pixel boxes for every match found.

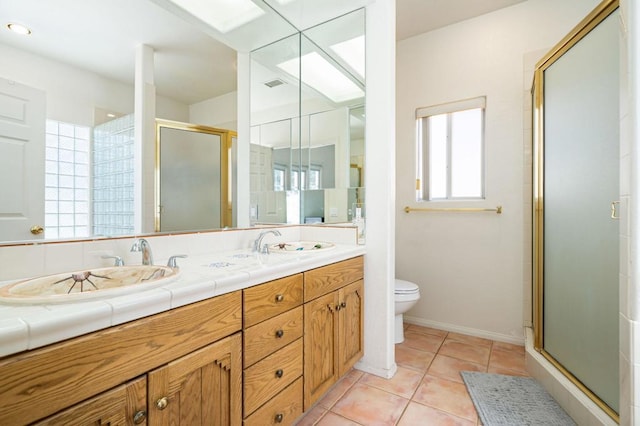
[155,120,235,232]
[533,0,619,421]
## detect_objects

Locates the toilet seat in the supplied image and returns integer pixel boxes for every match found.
[395,279,419,295]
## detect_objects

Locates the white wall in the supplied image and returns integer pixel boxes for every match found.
[0,43,189,126]
[190,91,238,130]
[354,0,396,379]
[396,0,599,343]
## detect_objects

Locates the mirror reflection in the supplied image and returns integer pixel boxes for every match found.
[156,120,235,232]
[249,8,365,225]
[0,0,365,243]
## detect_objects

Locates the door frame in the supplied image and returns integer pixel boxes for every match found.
[532,0,619,421]
[154,119,234,231]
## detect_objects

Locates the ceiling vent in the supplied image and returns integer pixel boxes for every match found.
[263,78,285,88]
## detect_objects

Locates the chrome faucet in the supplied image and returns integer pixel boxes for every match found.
[252,230,281,253]
[131,238,154,265]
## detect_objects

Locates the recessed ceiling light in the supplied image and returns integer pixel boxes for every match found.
[6,23,31,35]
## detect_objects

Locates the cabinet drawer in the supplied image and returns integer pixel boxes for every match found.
[304,256,364,302]
[244,274,303,327]
[244,338,303,416]
[244,306,303,367]
[33,376,146,426]
[243,377,303,426]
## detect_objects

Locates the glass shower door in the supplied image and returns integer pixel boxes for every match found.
[536,5,619,417]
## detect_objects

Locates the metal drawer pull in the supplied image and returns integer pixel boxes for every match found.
[133,410,147,424]
[340,301,347,308]
[275,369,284,378]
[156,396,168,410]
[275,294,284,302]
[275,413,284,423]
[275,329,284,338]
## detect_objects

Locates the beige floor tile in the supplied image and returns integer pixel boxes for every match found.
[316,412,362,426]
[331,383,409,425]
[358,366,424,399]
[300,329,529,426]
[296,405,328,426]
[428,354,486,383]
[492,341,525,354]
[446,332,492,347]
[487,365,530,377]
[412,375,478,422]
[318,369,364,409]
[406,324,448,338]
[395,345,436,372]
[489,347,527,375]
[397,402,476,426]
[403,330,446,353]
[438,340,491,365]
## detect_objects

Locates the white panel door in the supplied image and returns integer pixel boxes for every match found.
[0,78,46,240]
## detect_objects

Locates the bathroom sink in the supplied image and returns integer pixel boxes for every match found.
[267,241,335,253]
[0,265,180,304]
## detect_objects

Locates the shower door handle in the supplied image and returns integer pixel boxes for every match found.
[610,201,620,220]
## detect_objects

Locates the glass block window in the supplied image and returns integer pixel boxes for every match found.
[44,120,91,239]
[92,114,135,237]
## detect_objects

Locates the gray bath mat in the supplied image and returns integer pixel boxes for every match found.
[460,372,576,426]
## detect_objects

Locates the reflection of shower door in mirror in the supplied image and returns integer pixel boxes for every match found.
[534,2,619,419]
[0,78,46,240]
[156,121,230,232]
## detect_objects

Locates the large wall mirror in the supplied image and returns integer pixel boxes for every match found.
[0,0,365,244]
[249,8,365,225]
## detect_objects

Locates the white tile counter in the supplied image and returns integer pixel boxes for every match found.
[0,242,365,358]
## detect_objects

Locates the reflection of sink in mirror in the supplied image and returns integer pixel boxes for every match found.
[268,241,336,253]
[0,265,179,304]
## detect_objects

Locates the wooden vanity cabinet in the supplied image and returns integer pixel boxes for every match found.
[0,291,242,425]
[242,274,304,425]
[147,333,242,426]
[303,257,364,409]
[0,255,364,425]
[33,376,147,426]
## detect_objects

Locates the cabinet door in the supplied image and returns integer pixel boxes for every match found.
[147,333,242,426]
[303,291,339,409]
[338,280,364,376]
[34,376,147,426]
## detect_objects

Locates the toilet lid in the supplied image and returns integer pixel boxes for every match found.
[395,279,419,294]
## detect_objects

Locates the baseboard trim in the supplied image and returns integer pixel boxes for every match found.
[355,359,397,379]
[403,315,525,345]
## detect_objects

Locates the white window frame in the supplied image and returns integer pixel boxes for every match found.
[416,96,486,201]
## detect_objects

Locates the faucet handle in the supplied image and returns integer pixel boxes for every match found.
[167,255,188,269]
[102,255,124,266]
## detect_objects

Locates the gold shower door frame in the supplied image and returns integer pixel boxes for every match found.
[532,0,619,422]
[155,119,235,231]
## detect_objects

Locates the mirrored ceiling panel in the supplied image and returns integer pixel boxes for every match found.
[263,0,373,31]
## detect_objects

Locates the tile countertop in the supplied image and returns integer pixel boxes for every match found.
[0,244,366,358]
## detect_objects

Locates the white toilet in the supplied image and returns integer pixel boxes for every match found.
[394,279,421,344]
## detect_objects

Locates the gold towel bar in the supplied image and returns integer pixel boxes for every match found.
[404,205,503,214]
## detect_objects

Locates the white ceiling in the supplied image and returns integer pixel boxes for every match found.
[396,0,527,41]
[0,0,527,106]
